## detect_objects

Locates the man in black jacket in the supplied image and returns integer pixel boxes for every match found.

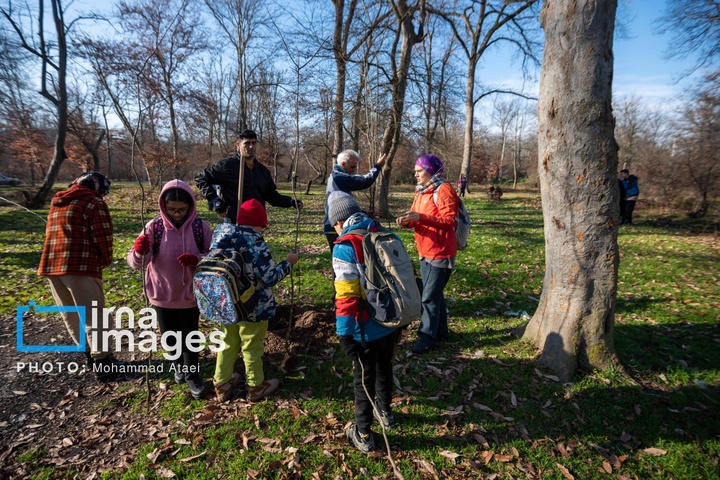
[195,129,303,223]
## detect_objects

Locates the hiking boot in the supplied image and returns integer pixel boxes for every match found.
[373,408,396,429]
[345,424,375,454]
[186,375,209,400]
[214,373,243,402]
[246,378,281,402]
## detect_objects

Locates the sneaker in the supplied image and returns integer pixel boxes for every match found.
[345,424,375,454]
[214,373,243,402]
[373,408,396,429]
[186,375,209,400]
[246,378,281,402]
[173,364,185,385]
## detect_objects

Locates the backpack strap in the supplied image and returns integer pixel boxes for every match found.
[191,217,205,253]
[152,216,205,256]
[151,217,164,256]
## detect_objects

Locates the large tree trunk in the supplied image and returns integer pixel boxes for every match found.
[522,0,620,382]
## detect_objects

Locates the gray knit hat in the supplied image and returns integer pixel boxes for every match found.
[327,191,362,227]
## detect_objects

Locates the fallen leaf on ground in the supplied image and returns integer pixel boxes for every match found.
[439,449,461,464]
[642,447,667,456]
[556,463,575,480]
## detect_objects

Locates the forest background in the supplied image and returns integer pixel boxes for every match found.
[0,0,717,219]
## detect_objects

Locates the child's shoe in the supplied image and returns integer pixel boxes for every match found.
[214,373,242,402]
[246,378,281,402]
[346,424,375,454]
[186,375,209,400]
[373,408,396,429]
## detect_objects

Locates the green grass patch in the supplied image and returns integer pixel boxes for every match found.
[1,182,718,479]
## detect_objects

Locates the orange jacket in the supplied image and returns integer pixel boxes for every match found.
[408,182,458,259]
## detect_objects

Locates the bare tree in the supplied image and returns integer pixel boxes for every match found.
[521,0,620,382]
[67,83,106,172]
[657,0,720,73]
[376,0,426,216]
[329,0,391,157]
[614,95,644,170]
[2,0,71,208]
[492,99,519,182]
[675,72,720,218]
[430,0,540,182]
[410,15,460,152]
[118,0,208,179]
[204,0,270,133]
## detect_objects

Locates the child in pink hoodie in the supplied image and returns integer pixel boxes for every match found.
[127,179,212,399]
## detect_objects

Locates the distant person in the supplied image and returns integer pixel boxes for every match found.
[323,149,386,251]
[618,170,627,224]
[195,129,303,224]
[328,192,402,454]
[37,172,121,380]
[458,174,468,197]
[396,154,459,354]
[621,169,640,225]
[209,199,299,402]
[127,179,212,399]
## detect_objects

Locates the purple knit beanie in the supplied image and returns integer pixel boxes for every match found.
[415,154,445,176]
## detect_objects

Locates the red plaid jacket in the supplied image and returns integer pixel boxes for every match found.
[38,185,113,278]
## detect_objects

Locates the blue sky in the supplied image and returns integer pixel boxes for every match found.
[612,0,702,105]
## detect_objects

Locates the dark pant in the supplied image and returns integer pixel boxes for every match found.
[417,259,453,347]
[625,200,637,224]
[619,198,627,224]
[326,233,339,253]
[459,186,466,197]
[340,329,401,435]
[155,306,201,373]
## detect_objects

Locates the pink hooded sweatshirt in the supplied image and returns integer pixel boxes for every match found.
[126,179,212,308]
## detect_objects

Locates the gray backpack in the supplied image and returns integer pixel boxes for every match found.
[345,227,421,328]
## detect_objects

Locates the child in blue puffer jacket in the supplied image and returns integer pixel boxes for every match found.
[209,199,298,402]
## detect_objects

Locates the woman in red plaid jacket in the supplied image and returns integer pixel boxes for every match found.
[37,172,121,379]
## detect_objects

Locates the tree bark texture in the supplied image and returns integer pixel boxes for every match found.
[522,0,620,382]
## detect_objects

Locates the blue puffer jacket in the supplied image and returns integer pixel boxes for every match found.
[623,175,639,197]
[209,223,292,322]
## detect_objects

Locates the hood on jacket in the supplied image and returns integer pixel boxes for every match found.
[52,184,102,206]
[339,214,376,236]
[158,179,198,229]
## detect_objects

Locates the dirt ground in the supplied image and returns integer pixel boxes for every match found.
[0,303,335,478]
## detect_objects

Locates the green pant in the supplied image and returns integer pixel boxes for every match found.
[214,320,268,387]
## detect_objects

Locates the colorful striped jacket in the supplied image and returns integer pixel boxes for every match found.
[333,216,396,342]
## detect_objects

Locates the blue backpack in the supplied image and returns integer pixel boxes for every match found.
[193,248,259,324]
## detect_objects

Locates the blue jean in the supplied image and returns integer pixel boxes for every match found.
[417,259,453,347]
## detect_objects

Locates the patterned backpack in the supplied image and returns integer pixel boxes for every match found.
[193,248,259,325]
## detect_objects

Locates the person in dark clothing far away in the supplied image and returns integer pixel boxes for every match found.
[195,129,303,224]
[620,168,640,225]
